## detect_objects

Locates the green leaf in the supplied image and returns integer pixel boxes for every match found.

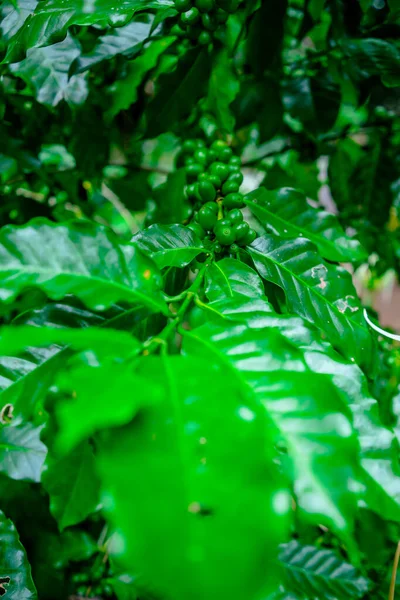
[342,38,400,87]
[106,36,175,120]
[328,138,363,214]
[246,0,287,76]
[132,224,205,269]
[247,234,373,370]
[54,355,162,454]
[152,169,188,224]
[98,354,290,600]
[10,33,88,108]
[0,510,37,599]
[245,187,367,263]
[205,258,266,301]
[42,441,100,530]
[183,323,361,544]
[277,540,371,599]
[206,49,240,133]
[0,219,168,315]
[145,48,211,138]
[74,17,154,73]
[0,422,47,482]
[3,0,174,63]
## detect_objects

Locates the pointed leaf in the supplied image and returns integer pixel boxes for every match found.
[0,219,168,314]
[132,224,205,269]
[206,49,240,133]
[98,354,290,600]
[245,187,366,263]
[247,234,373,370]
[183,323,361,543]
[10,33,88,107]
[205,258,265,302]
[0,510,37,599]
[42,441,100,530]
[0,423,47,482]
[277,540,371,599]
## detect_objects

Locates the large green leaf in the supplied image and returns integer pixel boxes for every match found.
[3,0,174,63]
[206,49,239,133]
[183,323,361,544]
[0,510,37,599]
[151,169,188,224]
[75,17,154,73]
[145,48,211,138]
[132,224,205,269]
[10,33,88,107]
[245,187,366,263]
[0,219,168,314]
[98,354,290,600]
[247,234,373,370]
[54,355,162,454]
[0,422,47,482]
[276,540,371,599]
[342,38,400,87]
[106,36,176,120]
[42,441,100,530]
[205,258,265,301]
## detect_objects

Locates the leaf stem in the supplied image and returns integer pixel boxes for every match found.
[389,541,400,600]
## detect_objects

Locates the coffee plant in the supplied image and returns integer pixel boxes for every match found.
[2,0,400,598]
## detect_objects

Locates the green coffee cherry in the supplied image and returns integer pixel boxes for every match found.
[182,140,197,154]
[242,228,257,245]
[195,0,215,11]
[198,30,212,45]
[202,13,218,30]
[197,206,217,230]
[186,183,199,201]
[215,8,229,22]
[214,242,222,253]
[227,171,244,186]
[207,174,222,188]
[211,139,228,150]
[207,149,218,163]
[194,148,208,165]
[234,222,249,241]
[210,162,230,181]
[180,7,200,26]
[222,180,240,195]
[187,222,206,239]
[202,201,218,213]
[214,221,236,245]
[185,156,196,166]
[218,146,233,163]
[223,192,245,209]
[229,155,241,167]
[230,243,239,253]
[195,138,206,148]
[198,181,217,203]
[174,0,192,11]
[227,208,243,225]
[171,24,185,36]
[186,163,204,180]
[198,172,209,181]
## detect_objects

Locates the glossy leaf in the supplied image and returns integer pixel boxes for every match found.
[206,49,239,133]
[205,258,265,301]
[75,17,154,73]
[146,48,211,138]
[245,187,367,263]
[42,441,100,530]
[106,36,175,120]
[98,354,289,600]
[10,33,88,107]
[0,219,168,314]
[277,540,371,599]
[132,224,205,269]
[0,422,47,482]
[247,234,373,370]
[3,0,174,63]
[342,38,400,87]
[183,323,361,543]
[55,356,162,454]
[0,510,37,599]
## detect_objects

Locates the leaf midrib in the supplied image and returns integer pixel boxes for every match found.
[248,244,367,338]
[0,266,166,313]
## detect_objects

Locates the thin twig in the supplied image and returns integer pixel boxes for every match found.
[101,183,139,235]
[388,541,400,600]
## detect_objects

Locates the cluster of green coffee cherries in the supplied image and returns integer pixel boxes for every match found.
[72,562,113,598]
[177,139,257,254]
[171,0,242,46]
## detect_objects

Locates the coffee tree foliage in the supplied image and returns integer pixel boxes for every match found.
[1,0,400,598]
